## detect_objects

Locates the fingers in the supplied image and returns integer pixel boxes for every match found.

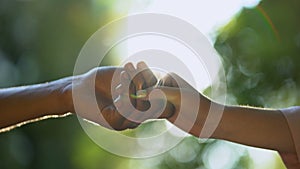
[112,62,194,129]
[124,62,136,75]
[113,65,148,124]
[115,67,137,107]
[136,62,157,87]
[124,61,158,91]
[160,72,194,89]
[102,105,140,131]
[140,86,182,105]
[124,62,158,89]
[114,94,148,123]
[118,101,174,128]
[124,63,143,108]
[124,62,152,112]
[124,63,144,90]
[119,86,180,122]
[120,70,130,82]
[101,105,126,130]
[113,91,174,123]
[160,74,175,87]
[120,120,139,130]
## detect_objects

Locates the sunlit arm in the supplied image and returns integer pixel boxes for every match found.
[214,104,297,154]
[173,92,296,153]
[149,86,298,154]
[0,78,72,133]
[0,66,153,133]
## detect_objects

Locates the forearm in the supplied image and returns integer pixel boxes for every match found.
[213,104,295,153]
[0,78,72,132]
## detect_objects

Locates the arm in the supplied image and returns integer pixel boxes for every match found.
[0,78,72,132]
[136,69,297,154]
[145,85,295,152]
[0,65,171,133]
[216,105,296,153]
[148,85,296,153]
[121,63,297,154]
[121,63,299,168]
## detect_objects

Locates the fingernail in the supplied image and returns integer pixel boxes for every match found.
[137,62,147,69]
[125,63,135,71]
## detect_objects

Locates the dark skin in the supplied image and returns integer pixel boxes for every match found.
[122,62,300,169]
[0,62,299,168]
[0,64,172,132]
[114,62,174,126]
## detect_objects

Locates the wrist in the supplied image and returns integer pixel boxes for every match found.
[49,77,74,115]
[195,95,224,139]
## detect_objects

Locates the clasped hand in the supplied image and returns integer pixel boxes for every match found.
[71,62,208,134]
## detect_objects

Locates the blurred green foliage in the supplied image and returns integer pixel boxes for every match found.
[0,0,298,169]
[0,0,127,169]
[215,0,300,108]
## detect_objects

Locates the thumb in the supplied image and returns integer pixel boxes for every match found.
[138,87,181,120]
[137,86,181,105]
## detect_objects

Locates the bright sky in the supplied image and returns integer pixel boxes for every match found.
[113,0,261,91]
[126,0,261,41]
[112,1,282,168]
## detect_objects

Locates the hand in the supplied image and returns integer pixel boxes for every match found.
[120,63,213,136]
[68,66,145,130]
[0,66,133,131]
[145,73,213,136]
[114,62,174,124]
[69,64,174,131]
[69,67,133,130]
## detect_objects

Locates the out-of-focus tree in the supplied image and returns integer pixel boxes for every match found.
[131,0,300,168]
[0,0,129,169]
[215,0,300,108]
[1,0,298,168]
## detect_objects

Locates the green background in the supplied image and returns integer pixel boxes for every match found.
[0,0,298,168]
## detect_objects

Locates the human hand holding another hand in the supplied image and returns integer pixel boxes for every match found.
[70,64,174,131]
[149,72,213,137]
[74,62,299,169]
[119,62,214,137]
[1,61,298,169]
[69,66,139,130]
[112,62,175,127]
[0,63,176,132]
